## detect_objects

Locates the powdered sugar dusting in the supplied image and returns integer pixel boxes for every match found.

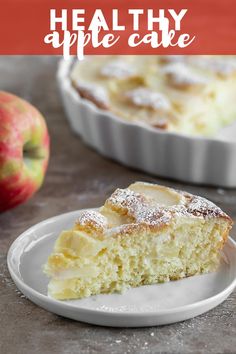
[163,63,209,88]
[137,207,172,226]
[105,187,175,229]
[106,188,147,215]
[76,210,108,231]
[101,60,136,79]
[187,195,226,218]
[193,57,236,77]
[125,87,171,111]
[75,81,109,108]
[76,183,231,236]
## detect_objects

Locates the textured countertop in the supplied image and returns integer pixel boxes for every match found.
[0,56,235,354]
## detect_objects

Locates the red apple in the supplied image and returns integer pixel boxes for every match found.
[0,91,50,212]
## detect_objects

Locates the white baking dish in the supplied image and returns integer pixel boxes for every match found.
[57,58,236,188]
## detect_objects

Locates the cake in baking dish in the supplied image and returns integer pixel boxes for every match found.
[71,55,236,137]
[44,182,232,300]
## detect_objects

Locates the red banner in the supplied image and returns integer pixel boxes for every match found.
[0,0,236,55]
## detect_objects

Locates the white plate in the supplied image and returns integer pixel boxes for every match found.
[7,209,236,327]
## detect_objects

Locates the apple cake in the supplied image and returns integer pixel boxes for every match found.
[44,182,232,300]
[71,55,236,136]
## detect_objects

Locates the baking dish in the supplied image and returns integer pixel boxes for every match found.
[57,58,236,187]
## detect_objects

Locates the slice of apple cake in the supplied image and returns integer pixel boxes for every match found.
[44,182,232,300]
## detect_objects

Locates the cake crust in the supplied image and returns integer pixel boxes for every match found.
[75,182,232,237]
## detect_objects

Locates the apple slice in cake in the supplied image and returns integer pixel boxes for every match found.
[44,182,232,300]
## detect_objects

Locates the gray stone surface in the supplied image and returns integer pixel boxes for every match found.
[0,56,235,354]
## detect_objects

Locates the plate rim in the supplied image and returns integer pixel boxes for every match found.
[7,209,236,318]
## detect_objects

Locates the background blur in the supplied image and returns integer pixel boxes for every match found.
[0,56,235,354]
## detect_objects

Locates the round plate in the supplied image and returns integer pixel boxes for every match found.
[7,209,236,327]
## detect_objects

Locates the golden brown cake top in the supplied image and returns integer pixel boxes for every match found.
[71,55,236,137]
[74,182,232,238]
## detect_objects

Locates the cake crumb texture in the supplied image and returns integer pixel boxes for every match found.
[44,182,232,300]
